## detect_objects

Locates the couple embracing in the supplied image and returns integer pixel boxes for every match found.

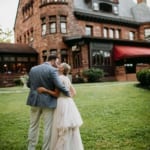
[26,55,84,150]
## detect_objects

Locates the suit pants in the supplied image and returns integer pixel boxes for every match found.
[27,106,54,150]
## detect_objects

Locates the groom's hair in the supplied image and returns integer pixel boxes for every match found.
[47,55,57,61]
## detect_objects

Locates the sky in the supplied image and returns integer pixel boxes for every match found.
[0,0,19,31]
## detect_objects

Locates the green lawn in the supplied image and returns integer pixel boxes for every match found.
[0,82,150,150]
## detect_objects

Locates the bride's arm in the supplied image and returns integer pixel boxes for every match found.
[70,84,76,97]
[37,87,60,97]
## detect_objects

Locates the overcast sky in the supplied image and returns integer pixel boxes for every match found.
[0,0,19,31]
[0,0,150,32]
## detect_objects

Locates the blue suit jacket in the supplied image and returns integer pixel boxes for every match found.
[26,62,70,108]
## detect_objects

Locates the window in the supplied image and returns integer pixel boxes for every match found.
[93,2,99,11]
[24,34,26,43]
[49,16,56,33]
[92,50,112,66]
[113,6,118,15]
[27,32,30,43]
[103,28,108,38]
[115,29,120,39]
[30,29,34,42]
[41,0,67,4]
[99,3,112,13]
[60,16,67,33]
[103,51,111,66]
[144,28,150,41]
[50,23,56,33]
[129,31,135,40]
[104,28,120,39]
[73,51,82,68]
[3,57,15,62]
[17,57,28,62]
[92,1,118,15]
[42,50,48,61]
[61,49,68,63]
[49,49,57,56]
[42,24,47,36]
[109,29,114,38]
[85,26,93,36]
[41,17,47,36]
[41,0,47,4]
[72,45,82,68]
[92,50,102,66]
[22,1,34,20]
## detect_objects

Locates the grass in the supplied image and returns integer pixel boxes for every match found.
[0,82,150,150]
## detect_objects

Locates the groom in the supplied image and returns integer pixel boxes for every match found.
[26,55,70,150]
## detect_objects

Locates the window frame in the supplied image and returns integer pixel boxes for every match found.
[85,25,93,36]
[60,16,67,34]
[49,16,57,34]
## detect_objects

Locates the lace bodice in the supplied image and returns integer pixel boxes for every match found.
[59,75,71,97]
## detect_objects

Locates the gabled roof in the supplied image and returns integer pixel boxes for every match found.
[0,43,37,54]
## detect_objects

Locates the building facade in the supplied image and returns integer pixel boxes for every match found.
[14,0,150,81]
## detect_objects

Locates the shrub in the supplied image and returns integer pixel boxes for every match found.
[146,69,150,85]
[82,68,104,82]
[136,69,150,86]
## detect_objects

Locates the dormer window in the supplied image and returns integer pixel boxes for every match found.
[100,3,112,13]
[93,2,99,11]
[113,6,118,15]
[92,1,118,15]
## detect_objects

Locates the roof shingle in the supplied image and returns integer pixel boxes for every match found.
[0,43,37,54]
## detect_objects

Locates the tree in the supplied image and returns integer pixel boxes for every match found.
[0,26,13,43]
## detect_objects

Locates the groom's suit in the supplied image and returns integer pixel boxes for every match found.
[27,62,69,150]
[27,62,69,108]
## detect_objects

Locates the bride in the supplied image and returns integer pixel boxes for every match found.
[37,62,84,150]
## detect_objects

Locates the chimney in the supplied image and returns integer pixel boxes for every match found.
[137,0,146,3]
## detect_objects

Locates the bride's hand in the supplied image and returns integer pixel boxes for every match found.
[37,87,47,93]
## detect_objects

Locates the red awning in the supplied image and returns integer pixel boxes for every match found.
[114,45,150,61]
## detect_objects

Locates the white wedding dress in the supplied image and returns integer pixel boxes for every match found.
[50,75,84,150]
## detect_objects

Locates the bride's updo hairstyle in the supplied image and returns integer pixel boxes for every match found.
[61,63,71,76]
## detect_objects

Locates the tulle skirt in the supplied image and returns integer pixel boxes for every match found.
[50,97,84,150]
